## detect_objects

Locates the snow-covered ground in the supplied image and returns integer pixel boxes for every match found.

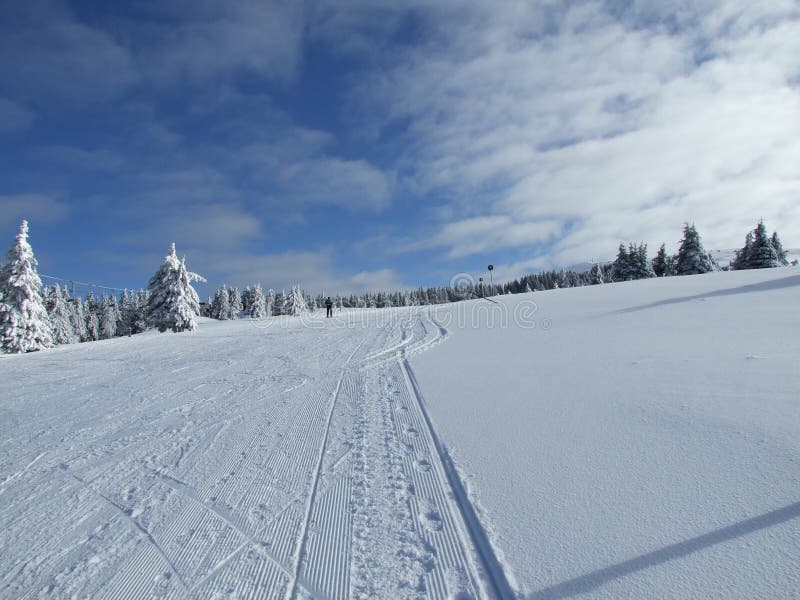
[1,267,799,598]
[413,267,800,599]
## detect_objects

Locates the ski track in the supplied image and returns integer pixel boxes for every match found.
[0,308,510,599]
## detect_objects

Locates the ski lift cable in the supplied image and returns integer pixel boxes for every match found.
[39,274,132,293]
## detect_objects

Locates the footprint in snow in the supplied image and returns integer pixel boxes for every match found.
[419,503,443,532]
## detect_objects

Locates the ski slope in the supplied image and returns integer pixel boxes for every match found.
[1,267,799,599]
[0,309,501,599]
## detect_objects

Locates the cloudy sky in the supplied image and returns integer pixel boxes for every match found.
[1,0,798,297]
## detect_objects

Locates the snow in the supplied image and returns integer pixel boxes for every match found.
[412,267,800,599]
[1,268,799,598]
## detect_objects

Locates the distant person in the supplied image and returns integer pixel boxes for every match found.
[325,296,333,318]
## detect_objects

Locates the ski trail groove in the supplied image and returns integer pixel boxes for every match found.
[285,337,367,600]
[0,451,47,495]
[400,358,516,600]
[152,470,300,587]
[68,473,190,596]
[1,310,503,599]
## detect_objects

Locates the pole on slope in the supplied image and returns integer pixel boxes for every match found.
[488,264,494,289]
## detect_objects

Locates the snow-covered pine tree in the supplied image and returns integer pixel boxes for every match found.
[146,244,205,332]
[210,286,230,320]
[732,230,754,270]
[652,243,670,277]
[589,262,605,284]
[748,220,779,269]
[69,295,88,342]
[771,231,789,266]
[228,287,243,319]
[85,294,100,341]
[249,284,267,318]
[675,223,714,275]
[611,244,631,281]
[273,290,286,315]
[630,243,656,279]
[47,284,78,345]
[266,288,276,316]
[0,220,53,353]
[241,286,253,312]
[100,295,118,339]
[131,290,149,333]
[283,285,308,316]
[119,289,135,335]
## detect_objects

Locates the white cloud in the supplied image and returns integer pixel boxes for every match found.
[278,157,392,212]
[0,6,137,104]
[108,200,263,252]
[404,215,562,258]
[0,194,70,225]
[241,132,393,212]
[351,0,800,263]
[189,248,406,295]
[349,268,407,291]
[140,1,305,87]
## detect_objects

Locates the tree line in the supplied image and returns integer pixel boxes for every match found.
[0,218,793,353]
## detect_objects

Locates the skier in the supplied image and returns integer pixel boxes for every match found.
[325,296,333,318]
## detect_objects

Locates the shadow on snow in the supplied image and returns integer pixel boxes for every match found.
[613,273,800,315]
[530,500,800,599]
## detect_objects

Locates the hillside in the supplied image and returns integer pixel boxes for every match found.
[413,267,800,598]
[1,267,798,598]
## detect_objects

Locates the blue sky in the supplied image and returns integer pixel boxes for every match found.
[1,0,798,298]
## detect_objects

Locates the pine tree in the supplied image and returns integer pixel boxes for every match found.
[589,262,605,284]
[132,290,149,333]
[283,286,308,316]
[228,287,243,319]
[100,295,118,339]
[273,290,287,315]
[266,288,276,316]
[249,284,267,318]
[47,284,78,345]
[611,244,631,281]
[652,243,670,277]
[210,286,231,320]
[0,221,53,353]
[241,286,253,312]
[629,243,655,279]
[70,295,88,342]
[675,223,714,275]
[86,310,100,341]
[771,231,788,266]
[119,289,135,335]
[84,292,101,341]
[146,244,205,332]
[732,230,754,270]
[748,220,779,269]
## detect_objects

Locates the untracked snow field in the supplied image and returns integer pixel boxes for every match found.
[1,268,799,599]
